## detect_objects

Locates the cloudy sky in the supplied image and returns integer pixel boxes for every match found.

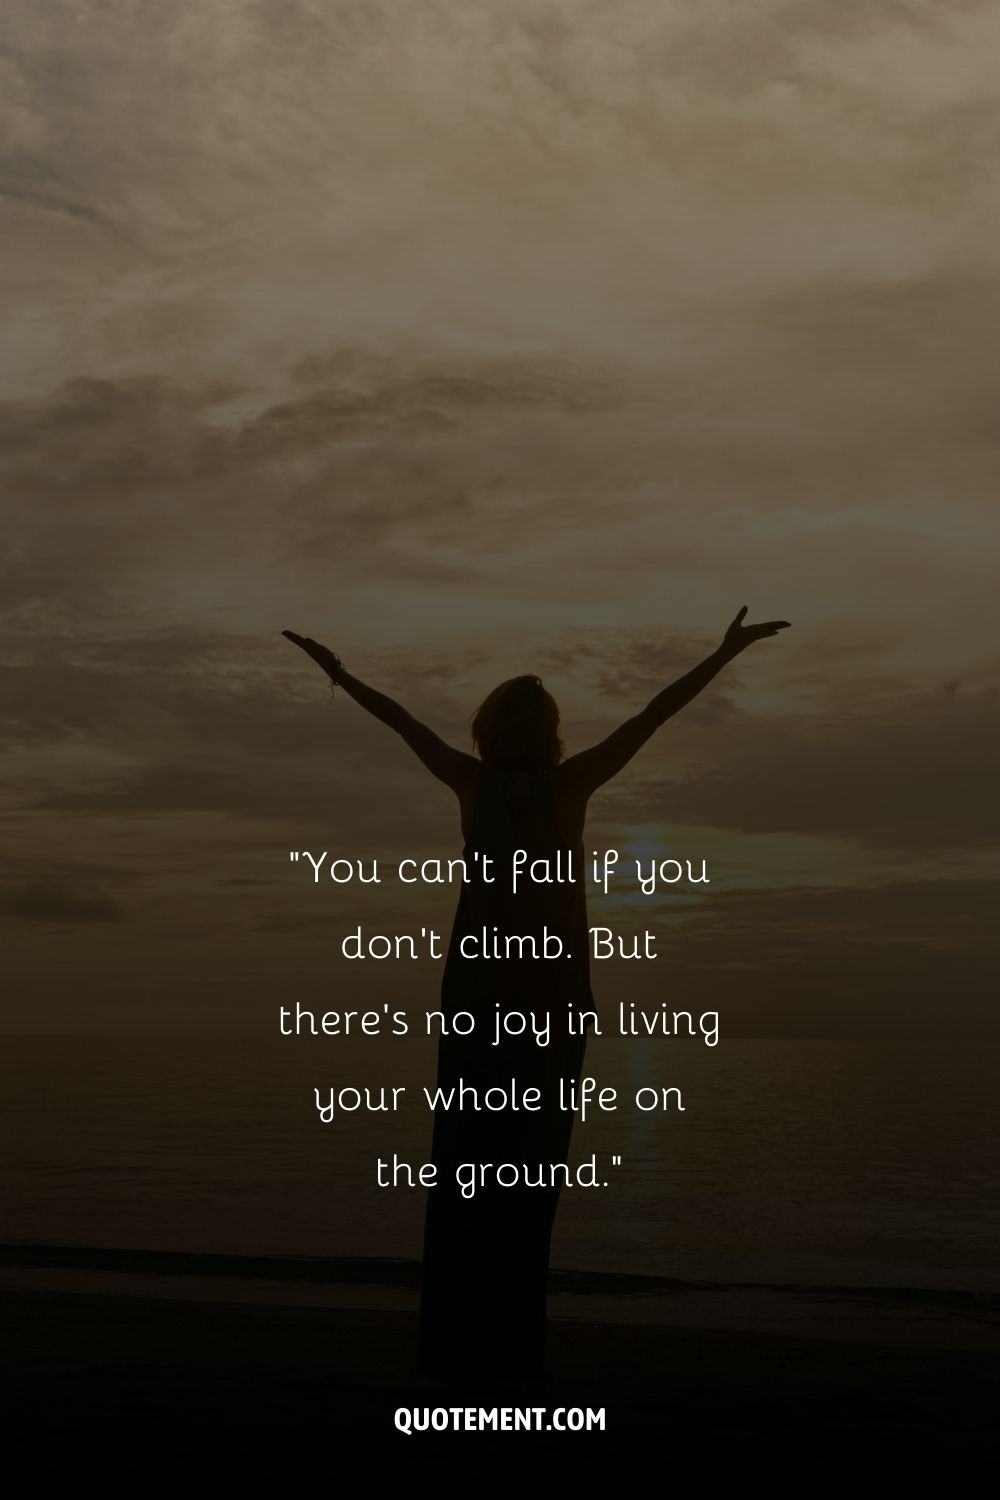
[3,0,998,1037]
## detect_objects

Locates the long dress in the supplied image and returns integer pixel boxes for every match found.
[418,765,591,1381]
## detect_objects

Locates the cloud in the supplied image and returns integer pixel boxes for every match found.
[0,612,995,861]
[600,682,1000,851]
[0,878,124,923]
[0,0,997,1032]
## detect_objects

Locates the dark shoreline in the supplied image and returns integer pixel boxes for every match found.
[3,1241,997,1318]
[2,1280,997,1477]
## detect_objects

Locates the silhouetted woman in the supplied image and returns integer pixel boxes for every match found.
[283,607,789,1382]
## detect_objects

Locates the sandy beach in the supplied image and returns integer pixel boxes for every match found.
[2,1249,996,1478]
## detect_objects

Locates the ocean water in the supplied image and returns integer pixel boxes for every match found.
[3,1032,997,1296]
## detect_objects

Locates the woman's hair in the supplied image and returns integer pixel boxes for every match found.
[470,675,563,770]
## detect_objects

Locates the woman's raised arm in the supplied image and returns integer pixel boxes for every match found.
[282,632,478,796]
[558,606,790,800]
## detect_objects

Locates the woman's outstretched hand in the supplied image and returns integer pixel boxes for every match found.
[282,630,342,681]
[720,606,791,657]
